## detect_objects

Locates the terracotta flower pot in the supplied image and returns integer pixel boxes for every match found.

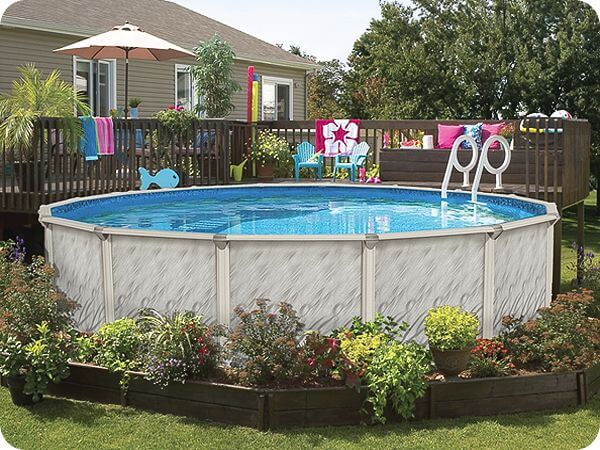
[256,163,274,181]
[431,347,473,376]
[6,375,38,406]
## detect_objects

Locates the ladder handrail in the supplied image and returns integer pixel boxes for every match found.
[441,135,479,199]
[471,136,511,203]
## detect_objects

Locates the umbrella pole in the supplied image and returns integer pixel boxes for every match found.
[124,48,129,120]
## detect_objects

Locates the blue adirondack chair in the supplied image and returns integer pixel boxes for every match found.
[333,142,370,182]
[293,142,322,180]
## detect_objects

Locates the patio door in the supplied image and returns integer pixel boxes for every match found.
[75,58,116,117]
[262,77,293,120]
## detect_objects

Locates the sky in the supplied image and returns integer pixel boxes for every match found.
[174,0,382,63]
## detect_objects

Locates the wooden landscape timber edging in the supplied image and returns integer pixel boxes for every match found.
[3,362,597,430]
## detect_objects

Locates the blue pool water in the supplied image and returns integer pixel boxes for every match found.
[51,186,546,235]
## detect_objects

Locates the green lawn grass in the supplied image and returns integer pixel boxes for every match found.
[0,193,598,450]
[561,191,599,290]
[0,388,598,450]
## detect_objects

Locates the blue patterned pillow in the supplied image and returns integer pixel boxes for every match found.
[460,123,483,149]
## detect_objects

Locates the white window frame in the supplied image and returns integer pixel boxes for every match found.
[261,76,294,120]
[174,64,199,113]
[72,56,117,116]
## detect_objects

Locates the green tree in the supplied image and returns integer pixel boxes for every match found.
[191,34,240,118]
[345,0,600,208]
[0,64,90,153]
[287,46,347,119]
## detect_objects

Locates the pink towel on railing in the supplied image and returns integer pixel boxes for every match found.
[315,119,360,156]
[95,117,114,155]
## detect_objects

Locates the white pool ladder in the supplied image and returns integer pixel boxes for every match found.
[441,135,511,204]
[441,135,479,200]
[471,136,511,203]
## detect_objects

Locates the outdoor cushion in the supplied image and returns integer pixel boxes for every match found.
[460,123,483,149]
[482,123,505,149]
[437,124,464,149]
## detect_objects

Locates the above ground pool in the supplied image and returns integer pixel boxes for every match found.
[39,184,558,342]
[49,186,546,235]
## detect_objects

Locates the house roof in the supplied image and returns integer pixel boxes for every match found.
[1,0,317,70]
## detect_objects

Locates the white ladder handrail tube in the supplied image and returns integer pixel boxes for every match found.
[471,135,511,203]
[441,135,479,199]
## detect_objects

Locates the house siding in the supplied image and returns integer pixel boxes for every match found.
[0,27,307,120]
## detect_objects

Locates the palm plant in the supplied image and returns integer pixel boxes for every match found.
[0,64,90,154]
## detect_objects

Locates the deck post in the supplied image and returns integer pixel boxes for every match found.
[552,216,562,296]
[576,201,585,284]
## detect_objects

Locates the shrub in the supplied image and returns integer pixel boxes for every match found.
[0,240,78,401]
[570,244,600,318]
[300,331,340,385]
[249,130,291,168]
[425,306,479,351]
[502,290,600,372]
[365,341,431,422]
[137,309,221,387]
[334,314,430,423]
[0,322,74,401]
[228,299,305,386]
[468,338,514,378]
[90,318,142,389]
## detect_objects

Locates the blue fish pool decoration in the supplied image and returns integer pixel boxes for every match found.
[138,167,180,190]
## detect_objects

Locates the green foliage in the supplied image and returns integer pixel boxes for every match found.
[92,319,142,389]
[334,315,430,422]
[249,130,291,168]
[502,290,600,371]
[570,245,600,317]
[228,299,305,386]
[191,34,240,118]
[0,240,77,401]
[0,64,90,154]
[287,46,347,119]
[468,338,514,378]
[425,306,479,351]
[128,97,142,108]
[137,309,221,387]
[365,341,431,422]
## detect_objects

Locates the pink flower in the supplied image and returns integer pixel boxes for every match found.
[306,358,316,367]
[167,105,176,110]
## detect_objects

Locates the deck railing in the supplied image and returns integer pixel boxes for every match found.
[0,118,252,213]
[0,117,591,214]
[260,118,591,209]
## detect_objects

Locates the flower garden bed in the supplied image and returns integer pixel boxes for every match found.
[2,361,597,430]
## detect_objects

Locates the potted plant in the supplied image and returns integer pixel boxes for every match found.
[0,240,78,405]
[249,130,290,180]
[128,98,142,118]
[424,306,479,376]
[0,64,90,192]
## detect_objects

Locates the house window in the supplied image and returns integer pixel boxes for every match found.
[74,58,116,117]
[262,77,293,121]
[175,64,200,113]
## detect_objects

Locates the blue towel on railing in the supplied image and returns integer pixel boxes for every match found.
[79,116,99,161]
[195,130,216,148]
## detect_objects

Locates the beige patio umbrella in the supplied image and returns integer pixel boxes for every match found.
[54,22,194,118]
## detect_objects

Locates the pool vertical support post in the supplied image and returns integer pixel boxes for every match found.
[546,216,558,306]
[483,226,503,338]
[94,228,115,324]
[214,235,230,327]
[361,234,378,322]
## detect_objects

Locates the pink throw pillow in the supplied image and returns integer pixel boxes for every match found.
[482,123,505,149]
[437,125,464,149]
